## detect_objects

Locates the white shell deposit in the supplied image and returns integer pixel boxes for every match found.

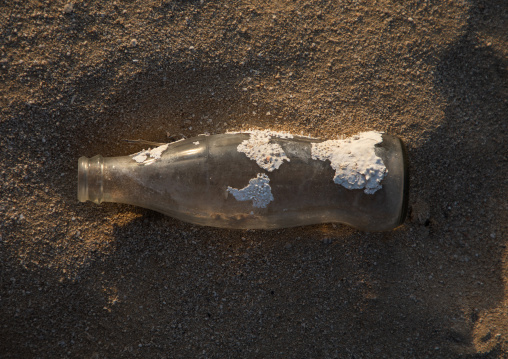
[236,130,292,172]
[227,173,274,208]
[311,131,387,194]
[132,143,169,165]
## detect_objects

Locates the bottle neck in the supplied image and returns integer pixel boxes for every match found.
[78,154,153,207]
[78,155,104,204]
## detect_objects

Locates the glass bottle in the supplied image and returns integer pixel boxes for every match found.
[77,131,408,231]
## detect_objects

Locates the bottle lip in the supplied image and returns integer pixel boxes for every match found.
[77,156,89,202]
[77,155,104,204]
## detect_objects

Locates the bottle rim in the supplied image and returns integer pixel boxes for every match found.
[77,156,89,203]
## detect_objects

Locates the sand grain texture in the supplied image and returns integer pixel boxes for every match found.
[1,0,507,357]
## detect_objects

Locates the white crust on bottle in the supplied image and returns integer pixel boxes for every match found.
[236,130,292,172]
[131,143,169,165]
[227,173,274,208]
[311,131,387,194]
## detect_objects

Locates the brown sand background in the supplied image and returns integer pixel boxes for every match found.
[1,0,507,357]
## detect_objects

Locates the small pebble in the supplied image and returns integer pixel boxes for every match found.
[130,39,138,46]
[322,237,332,244]
[63,3,73,14]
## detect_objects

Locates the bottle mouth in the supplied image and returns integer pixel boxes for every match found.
[77,156,89,202]
[77,155,104,204]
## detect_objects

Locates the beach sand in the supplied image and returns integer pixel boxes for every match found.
[1,0,507,357]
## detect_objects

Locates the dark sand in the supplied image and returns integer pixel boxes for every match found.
[1,0,507,357]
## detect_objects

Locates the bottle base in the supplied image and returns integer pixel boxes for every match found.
[397,136,410,227]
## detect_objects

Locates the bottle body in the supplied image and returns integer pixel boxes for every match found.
[78,132,408,231]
